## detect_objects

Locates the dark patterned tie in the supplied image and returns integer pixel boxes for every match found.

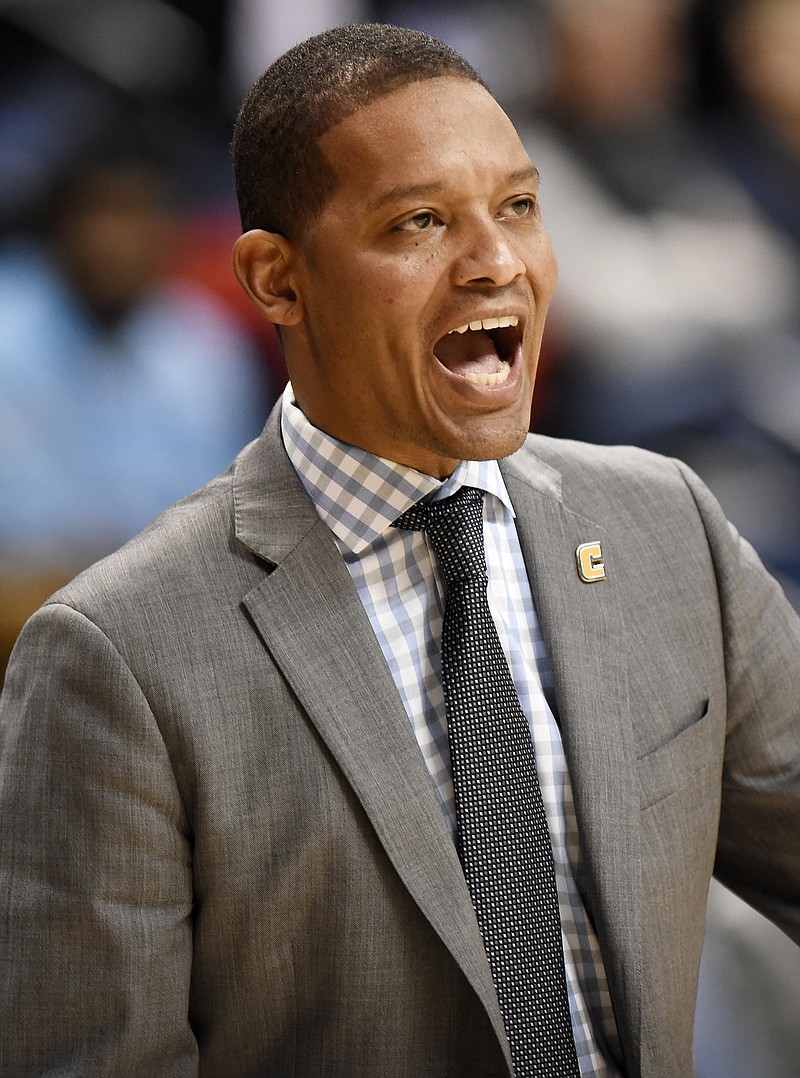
[394,486,580,1078]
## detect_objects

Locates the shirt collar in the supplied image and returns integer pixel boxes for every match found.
[280,381,515,557]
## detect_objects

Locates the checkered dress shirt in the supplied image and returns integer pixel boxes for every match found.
[281,384,623,1076]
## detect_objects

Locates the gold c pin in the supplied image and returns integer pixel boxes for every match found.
[576,541,606,583]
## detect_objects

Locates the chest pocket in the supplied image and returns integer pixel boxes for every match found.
[638,699,720,811]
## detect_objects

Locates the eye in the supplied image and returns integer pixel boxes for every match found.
[500,196,537,220]
[395,210,438,233]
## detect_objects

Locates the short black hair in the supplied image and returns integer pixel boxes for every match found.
[232,23,488,239]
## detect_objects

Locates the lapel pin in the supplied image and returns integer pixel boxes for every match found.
[576,541,606,583]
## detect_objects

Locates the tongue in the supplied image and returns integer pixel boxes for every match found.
[434,329,503,377]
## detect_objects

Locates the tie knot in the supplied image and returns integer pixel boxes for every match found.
[393,486,487,584]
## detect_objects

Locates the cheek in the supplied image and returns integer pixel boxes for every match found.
[362,275,427,337]
[527,254,558,312]
[545,257,559,300]
[307,245,436,358]
[534,232,558,280]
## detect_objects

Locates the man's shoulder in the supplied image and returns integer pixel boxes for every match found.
[48,409,291,620]
[503,432,728,544]
[47,467,249,628]
[509,432,691,493]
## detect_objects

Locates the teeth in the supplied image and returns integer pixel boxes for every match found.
[449,314,519,335]
[463,362,511,386]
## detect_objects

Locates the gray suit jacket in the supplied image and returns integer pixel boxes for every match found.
[2,406,799,1077]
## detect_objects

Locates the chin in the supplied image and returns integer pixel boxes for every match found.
[449,422,530,464]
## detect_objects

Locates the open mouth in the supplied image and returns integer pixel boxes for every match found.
[433,315,522,386]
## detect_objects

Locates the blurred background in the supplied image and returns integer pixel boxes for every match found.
[0,1,798,1074]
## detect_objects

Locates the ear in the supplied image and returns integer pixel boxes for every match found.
[232,229,303,326]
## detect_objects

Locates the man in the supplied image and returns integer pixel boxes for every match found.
[1,23,798,1078]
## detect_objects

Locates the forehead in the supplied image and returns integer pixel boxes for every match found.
[316,77,533,208]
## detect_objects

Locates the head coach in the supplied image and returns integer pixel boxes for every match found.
[1,22,798,1078]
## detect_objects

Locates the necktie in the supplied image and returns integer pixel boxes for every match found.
[393,486,580,1078]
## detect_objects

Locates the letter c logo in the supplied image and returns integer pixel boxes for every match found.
[576,541,606,583]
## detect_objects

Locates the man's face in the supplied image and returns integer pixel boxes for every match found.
[287,76,558,477]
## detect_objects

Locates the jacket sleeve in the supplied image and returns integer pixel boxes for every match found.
[678,461,800,945]
[0,601,199,1077]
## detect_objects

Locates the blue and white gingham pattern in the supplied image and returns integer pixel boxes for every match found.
[281,384,622,1077]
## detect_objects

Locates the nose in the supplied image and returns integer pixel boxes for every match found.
[451,217,527,288]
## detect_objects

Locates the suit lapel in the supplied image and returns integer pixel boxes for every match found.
[234,411,513,1071]
[502,451,643,1077]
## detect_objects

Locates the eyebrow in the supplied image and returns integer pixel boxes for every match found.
[367,166,541,212]
[508,165,541,187]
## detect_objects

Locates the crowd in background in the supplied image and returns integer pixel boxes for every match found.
[1,1,799,1075]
